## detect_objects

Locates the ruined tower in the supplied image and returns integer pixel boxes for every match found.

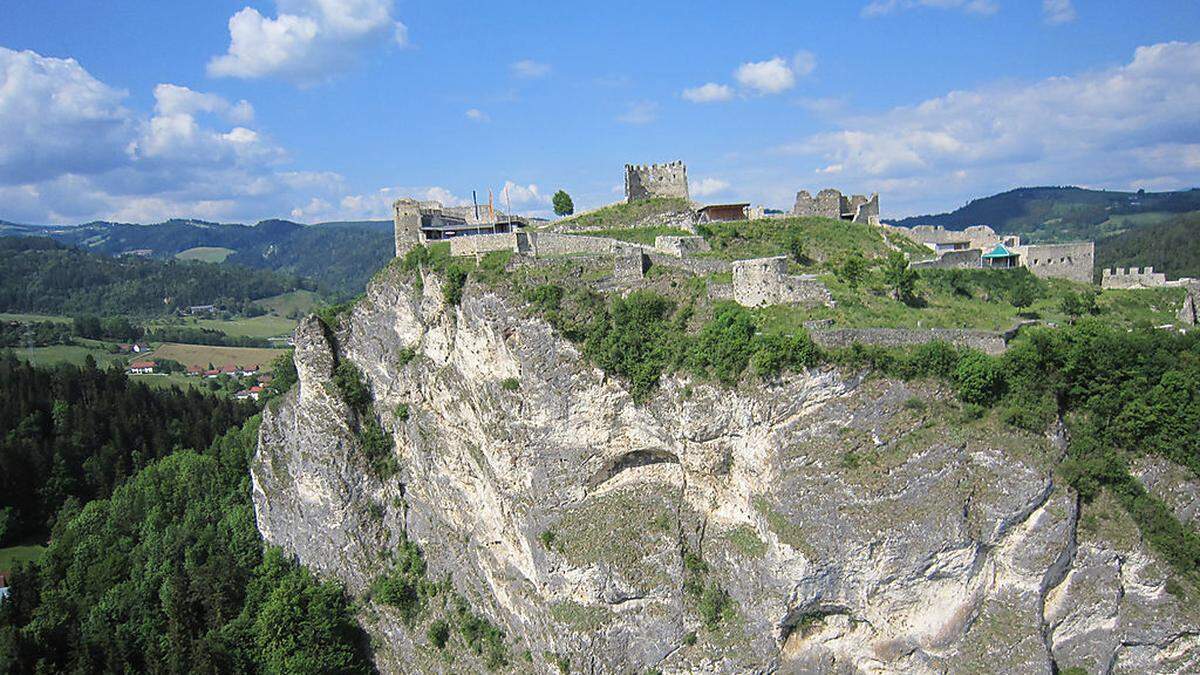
[392,198,422,257]
[624,161,689,203]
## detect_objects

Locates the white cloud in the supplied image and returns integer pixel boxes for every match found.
[691,178,730,197]
[153,84,254,124]
[735,57,795,95]
[207,0,407,84]
[617,100,658,125]
[0,48,133,185]
[1042,0,1076,25]
[465,108,489,122]
[682,83,734,103]
[775,41,1200,216]
[862,0,998,18]
[511,59,551,79]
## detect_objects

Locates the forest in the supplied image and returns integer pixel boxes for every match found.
[0,238,311,317]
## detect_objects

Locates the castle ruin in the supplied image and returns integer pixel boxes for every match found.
[793,189,880,225]
[625,161,689,203]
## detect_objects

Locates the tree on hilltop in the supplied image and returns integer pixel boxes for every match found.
[883,251,918,302]
[553,190,574,216]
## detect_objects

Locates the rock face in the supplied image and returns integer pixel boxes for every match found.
[252,264,1200,674]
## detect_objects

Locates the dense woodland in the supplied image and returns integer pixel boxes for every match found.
[0,355,256,546]
[0,238,310,316]
[0,358,368,673]
[1095,211,1200,281]
[2,218,392,300]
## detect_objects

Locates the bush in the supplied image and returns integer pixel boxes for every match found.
[954,351,1004,405]
[882,251,917,302]
[396,346,417,366]
[686,302,756,384]
[372,537,429,624]
[443,264,469,307]
[751,331,820,379]
[427,619,450,649]
[333,360,372,414]
[394,403,410,421]
[500,377,520,391]
[838,250,867,288]
[583,291,679,402]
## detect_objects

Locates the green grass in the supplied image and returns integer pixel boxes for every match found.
[551,197,691,230]
[13,342,126,368]
[0,312,71,324]
[196,315,297,338]
[698,216,922,267]
[258,289,321,318]
[0,544,46,572]
[174,246,236,263]
[753,268,1180,334]
[129,372,219,394]
[582,226,692,246]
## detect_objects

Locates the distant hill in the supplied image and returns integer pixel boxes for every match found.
[0,237,311,317]
[887,187,1200,243]
[1095,211,1200,281]
[0,218,392,298]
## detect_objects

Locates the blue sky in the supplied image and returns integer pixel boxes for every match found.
[1,0,1199,224]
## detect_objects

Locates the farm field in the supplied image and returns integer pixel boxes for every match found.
[0,544,46,573]
[196,314,296,338]
[0,312,71,324]
[258,289,320,318]
[14,341,126,368]
[148,342,282,369]
[175,246,235,262]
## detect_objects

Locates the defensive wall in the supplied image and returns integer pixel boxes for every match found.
[731,257,832,308]
[1101,266,1168,289]
[625,161,689,203]
[1022,242,1094,284]
[809,328,1010,356]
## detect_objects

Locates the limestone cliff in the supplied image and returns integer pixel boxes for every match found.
[252,264,1200,674]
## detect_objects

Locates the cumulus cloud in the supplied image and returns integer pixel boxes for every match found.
[465,108,489,122]
[735,57,796,95]
[0,47,133,185]
[775,41,1200,216]
[0,46,344,224]
[1042,0,1076,25]
[207,0,408,84]
[691,178,730,197]
[617,100,658,125]
[686,51,816,103]
[862,0,998,18]
[682,83,734,103]
[510,59,551,79]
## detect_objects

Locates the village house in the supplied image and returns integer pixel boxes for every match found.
[186,365,204,377]
[128,360,156,374]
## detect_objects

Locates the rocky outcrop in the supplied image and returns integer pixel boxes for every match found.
[252,264,1200,673]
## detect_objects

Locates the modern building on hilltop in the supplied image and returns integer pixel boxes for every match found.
[392,198,529,255]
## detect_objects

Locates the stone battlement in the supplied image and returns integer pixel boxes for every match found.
[625,161,689,203]
[1101,266,1167,289]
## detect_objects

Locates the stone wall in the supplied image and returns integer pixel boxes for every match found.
[625,161,689,203]
[614,251,650,281]
[1022,242,1094,283]
[654,235,710,258]
[448,233,519,257]
[809,328,1009,356]
[529,232,626,257]
[792,188,879,224]
[392,198,421,257]
[1101,266,1168,289]
[731,256,831,308]
[912,248,983,270]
